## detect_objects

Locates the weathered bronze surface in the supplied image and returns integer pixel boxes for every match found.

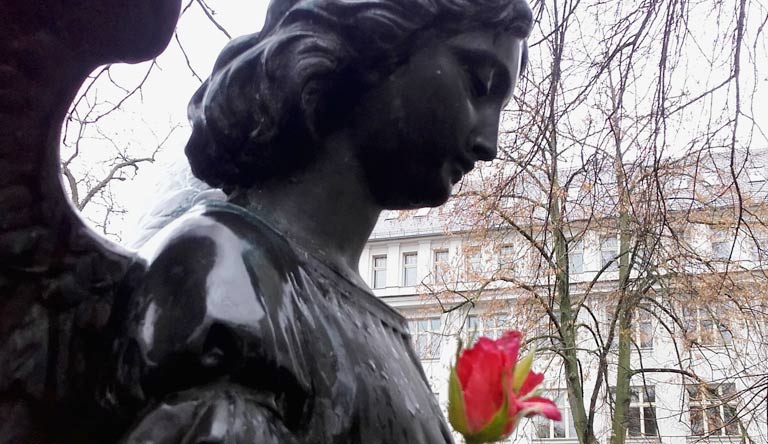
[0,0,531,442]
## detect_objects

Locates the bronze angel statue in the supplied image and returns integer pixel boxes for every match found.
[0,0,532,442]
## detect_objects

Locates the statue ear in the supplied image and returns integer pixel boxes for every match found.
[300,79,326,142]
[299,64,367,142]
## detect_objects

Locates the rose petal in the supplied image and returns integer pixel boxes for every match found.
[518,370,544,396]
[456,338,506,432]
[453,331,537,435]
[497,331,522,367]
[457,337,498,386]
[519,396,562,421]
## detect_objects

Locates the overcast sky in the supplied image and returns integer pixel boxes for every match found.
[67,0,767,242]
[66,1,270,240]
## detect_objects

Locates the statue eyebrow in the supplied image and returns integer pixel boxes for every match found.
[450,46,513,100]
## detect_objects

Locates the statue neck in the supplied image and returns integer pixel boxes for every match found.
[231,142,381,289]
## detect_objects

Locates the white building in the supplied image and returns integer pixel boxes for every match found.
[360,153,768,444]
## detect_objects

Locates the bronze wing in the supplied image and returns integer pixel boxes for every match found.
[0,1,180,442]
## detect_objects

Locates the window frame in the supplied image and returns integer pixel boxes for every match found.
[600,235,619,271]
[532,309,560,351]
[372,254,387,289]
[432,249,449,283]
[464,245,482,280]
[687,383,740,437]
[746,165,764,183]
[606,307,653,351]
[463,312,509,345]
[569,238,584,275]
[626,386,658,438]
[408,316,442,360]
[498,244,515,266]
[683,307,733,346]
[533,389,576,440]
[712,240,731,261]
[635,309,654,349]
[402,252,418,286]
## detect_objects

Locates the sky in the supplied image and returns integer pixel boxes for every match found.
[66,0,768,243]
[66,1,270,240]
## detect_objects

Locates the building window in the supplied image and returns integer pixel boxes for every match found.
[372,255,387,289]
[569,239,584,274]
[402,252,418,286]
[465,246,482,279]
[635,310,653,349]
[408,317,442,360]
[482,313,508,340]
[683,307,732,346]
[464,315,481,345]
[687,383,739,437]
[712,238,731,260]
[463,313,509,345]
[606,307,653,350]
[670,175,691,191]
[600,235,619,271]
[433,249,449,283]
[627,386,658,437]
[534,390,576,439]
[532,310,560,350]
[498,244,515,267]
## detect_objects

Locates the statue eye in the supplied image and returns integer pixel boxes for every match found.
[463,66,491,98]
[452,47,512,101]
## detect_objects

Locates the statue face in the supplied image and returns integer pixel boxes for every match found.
[350,29,525,208]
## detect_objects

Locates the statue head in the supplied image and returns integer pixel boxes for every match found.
[185,0,532,195]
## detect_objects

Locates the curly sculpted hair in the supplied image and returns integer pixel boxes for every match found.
[185,0,532,191]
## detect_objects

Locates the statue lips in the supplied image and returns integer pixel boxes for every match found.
[451,156,477,184]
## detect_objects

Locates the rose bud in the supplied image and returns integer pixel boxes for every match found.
[448,331,562,443]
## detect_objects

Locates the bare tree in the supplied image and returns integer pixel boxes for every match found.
[422,1,768,443]
[59,0,236,239]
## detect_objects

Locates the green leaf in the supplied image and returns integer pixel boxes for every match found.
[513,348,535,392]
[448,366,470,436]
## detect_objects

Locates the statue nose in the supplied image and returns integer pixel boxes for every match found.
[472,136,498,162]
[471,101,501,161]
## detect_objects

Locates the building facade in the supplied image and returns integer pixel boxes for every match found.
[360,155,768,444]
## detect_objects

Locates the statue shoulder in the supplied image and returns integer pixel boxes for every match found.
[138,206,239,267]
[126,204,305,363]
[138,202,294,273]
[114,205,312,424]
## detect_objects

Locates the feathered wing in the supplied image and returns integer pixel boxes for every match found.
[127,160,225,248]
[0,1,180,441]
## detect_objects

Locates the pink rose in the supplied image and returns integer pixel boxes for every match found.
[448,331,561,443]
